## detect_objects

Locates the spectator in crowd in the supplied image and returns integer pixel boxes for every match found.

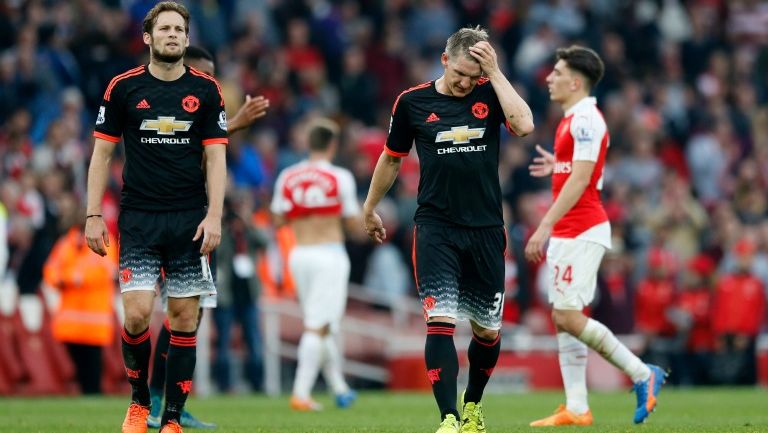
[711,238,765,385]
[634,247,678,373]
[670,254,717,386]
[212,192,267,393]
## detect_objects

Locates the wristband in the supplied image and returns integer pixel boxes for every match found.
[86,214,103,219]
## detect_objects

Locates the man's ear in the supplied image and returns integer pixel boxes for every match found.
[441,52,449,68]
[570,77,581,92]
[143,33,151,46]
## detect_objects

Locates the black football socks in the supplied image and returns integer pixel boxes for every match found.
[162,329,197,426]
[121,327,152,407]
[464,332,501,404]
[149,319,171,396]
[425,322,459,420]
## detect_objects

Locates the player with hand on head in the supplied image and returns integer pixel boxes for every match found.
[364,26,533,433]
[85,3,227,433]
[146,45,270,430]
[525,46,667,427]
[271,118,359,412]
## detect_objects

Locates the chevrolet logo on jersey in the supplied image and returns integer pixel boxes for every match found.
[435,126,485,144]
[140,117,193,135]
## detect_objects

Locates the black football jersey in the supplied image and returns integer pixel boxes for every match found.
[93,65,228,211]
[385,79,508,227]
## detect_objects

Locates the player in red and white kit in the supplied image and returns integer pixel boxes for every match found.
[525,46,667,427]
[270,118,359,411]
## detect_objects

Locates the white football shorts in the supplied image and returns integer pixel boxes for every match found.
[289,243,350,331]
[546,237,606,310]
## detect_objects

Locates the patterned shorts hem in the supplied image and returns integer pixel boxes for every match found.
[456,313,502,331]
[120,286,157,294]
[165,290,216,299]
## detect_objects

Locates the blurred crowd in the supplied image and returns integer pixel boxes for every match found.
[0,0,767,390]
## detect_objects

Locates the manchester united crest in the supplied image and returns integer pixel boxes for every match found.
[120,268,132,284]
[182,95,200,113]
[472,102,489,119]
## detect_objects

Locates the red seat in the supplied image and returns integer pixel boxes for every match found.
[0,313,22,395]
[13,294,74,395]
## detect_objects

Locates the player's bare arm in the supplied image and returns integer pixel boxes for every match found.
[343,215,362,237]
[529,144,555,177]
[194,143,226,254]
[228,95,270,133]
[525,160,595,262]
[363,152,402,243]
[84,138,117,256]
[468,41,534,137]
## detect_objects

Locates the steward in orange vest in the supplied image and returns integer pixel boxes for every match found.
[43,225,118,393]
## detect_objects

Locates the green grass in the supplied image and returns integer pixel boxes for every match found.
[1,388,767,432]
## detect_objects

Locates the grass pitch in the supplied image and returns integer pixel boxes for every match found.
[1,388,766,432]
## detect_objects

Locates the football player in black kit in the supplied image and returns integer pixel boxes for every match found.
[146,45,270,431]
[363,26,534,433]
[85,3,226,433]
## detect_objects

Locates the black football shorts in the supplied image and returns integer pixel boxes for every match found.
[412,223,506,330]
[118,208,215,299]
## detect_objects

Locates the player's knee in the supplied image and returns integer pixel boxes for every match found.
[473,328,499,341]
[168,308,199,332]
[551,309,580,335]
[123,310,151,334]
[319,324,330,336]
[304,325,330,336]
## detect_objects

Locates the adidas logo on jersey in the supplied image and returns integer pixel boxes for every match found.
[426,112,440,123]
[136,99,151,109]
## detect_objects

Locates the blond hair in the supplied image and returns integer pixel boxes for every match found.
[445,26,489,60]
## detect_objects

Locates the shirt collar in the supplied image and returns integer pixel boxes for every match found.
[565,96,597,117]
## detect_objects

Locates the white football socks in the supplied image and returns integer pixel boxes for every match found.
[322,334,350,395]
[578,318,650,383]
[292,331,323,399]
[557,332,589,414]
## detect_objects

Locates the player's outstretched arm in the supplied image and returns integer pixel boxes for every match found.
[363,152,402,243]
[195,144,226,254]
[524,160,594,262]
[529,144,555,177]
[85,138,116,256]
[228,95,270,134]
[469,41,534,137]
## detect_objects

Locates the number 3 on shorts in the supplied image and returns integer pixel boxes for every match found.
[490,292,504,315]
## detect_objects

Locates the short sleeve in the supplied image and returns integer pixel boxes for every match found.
[270,170,290,216]
[384,94,414,157]
[201,78,228,146]
[93,78,126,143]
[571,111,606,162]
[338,169,360,217]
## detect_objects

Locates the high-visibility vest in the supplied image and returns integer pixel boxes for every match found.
[252,209,296,299]
[43,227,117,346]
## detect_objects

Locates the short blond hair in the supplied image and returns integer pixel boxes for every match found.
[445,26,489,60]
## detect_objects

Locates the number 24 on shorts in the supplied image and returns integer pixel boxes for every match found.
[553,265,573,287]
